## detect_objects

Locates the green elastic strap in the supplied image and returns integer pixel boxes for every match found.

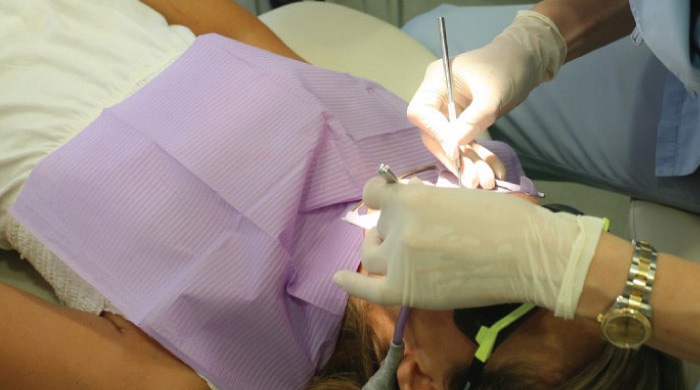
[473,303,536,363]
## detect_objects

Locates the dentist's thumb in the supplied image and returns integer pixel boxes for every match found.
[451,93,501,148]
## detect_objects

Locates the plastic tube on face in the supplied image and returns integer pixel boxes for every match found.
[363,166,409,389]
[362,306,410,390]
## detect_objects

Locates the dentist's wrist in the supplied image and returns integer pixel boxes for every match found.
[575,233,633,321]
[507,10,567,82]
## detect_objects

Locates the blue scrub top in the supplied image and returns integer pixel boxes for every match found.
[630,0,700,176]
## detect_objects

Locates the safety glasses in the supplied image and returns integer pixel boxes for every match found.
[451,303,537,389]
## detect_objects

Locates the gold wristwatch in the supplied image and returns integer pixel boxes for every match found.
[597,240,657,349]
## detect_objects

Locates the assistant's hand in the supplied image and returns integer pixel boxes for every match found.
[334,177,605,319]
[407,11,566,178]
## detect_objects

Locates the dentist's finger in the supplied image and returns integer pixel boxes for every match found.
[409,104,452,148]
[407,63,453,144]
[451,92,501,146]
[474,159,497,190]
[333,271,401,306]
[460,144,496,190]
[360,227,387,275]
[362,175,393,210]
[470,142,507,181]
[458,147,480,189]
[421,132,456,174]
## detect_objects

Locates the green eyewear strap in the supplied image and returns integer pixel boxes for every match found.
[473,302,537,363]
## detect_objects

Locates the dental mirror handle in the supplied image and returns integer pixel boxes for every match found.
[438,16,462,187]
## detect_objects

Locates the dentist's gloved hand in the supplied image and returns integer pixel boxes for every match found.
[333,177,605,319]
[407,10,566,178]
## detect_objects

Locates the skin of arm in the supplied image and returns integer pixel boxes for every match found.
[2,2,304,385]
[527,0,700,364]
[0,282,208,389]
[140,0,306,62]
[532,0,636,62]
[576,233,700,364]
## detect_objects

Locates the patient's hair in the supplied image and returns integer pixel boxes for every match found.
[449,343,686,390]
[306,297,380,389]
[307,298,686,390]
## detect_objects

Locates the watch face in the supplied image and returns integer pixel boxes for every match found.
[601,308,651,349]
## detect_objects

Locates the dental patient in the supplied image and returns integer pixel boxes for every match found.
[0,1,685,389]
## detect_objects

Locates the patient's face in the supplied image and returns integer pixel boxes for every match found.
[366,303,603,389]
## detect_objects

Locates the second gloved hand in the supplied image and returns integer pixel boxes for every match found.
[333,177,605,319]
[407,10,567,168]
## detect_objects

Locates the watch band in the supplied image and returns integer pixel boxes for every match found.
[622,240,657,316]
[596,240,657,349]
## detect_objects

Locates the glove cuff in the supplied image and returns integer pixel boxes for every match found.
[507,10,568,83]
[554,215,606,319]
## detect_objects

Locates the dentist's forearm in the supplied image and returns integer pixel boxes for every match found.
[532,0,635,62]
[577,233,700,364]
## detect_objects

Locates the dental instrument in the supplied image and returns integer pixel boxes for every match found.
[363,163,409,390]
[378,163,399,183]
[438,16,462,187]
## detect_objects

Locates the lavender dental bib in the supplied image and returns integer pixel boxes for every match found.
[11,34,530,389]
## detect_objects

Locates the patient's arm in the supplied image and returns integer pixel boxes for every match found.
[0,282,207,389]
[141,0,306,62]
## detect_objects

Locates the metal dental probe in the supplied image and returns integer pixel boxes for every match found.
[378,163,399,183]
[438,16,462,187]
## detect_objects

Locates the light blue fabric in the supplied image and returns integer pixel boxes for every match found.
[403,4,700,214]
[630,0,700,92]
[630,0,700,177]
[656,76,700,176]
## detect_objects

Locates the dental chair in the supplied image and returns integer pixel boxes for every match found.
[1,1,699,387]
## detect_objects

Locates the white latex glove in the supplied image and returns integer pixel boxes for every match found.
[333,177,605,319]
[426,140,508,190]
[407,10,566,176]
